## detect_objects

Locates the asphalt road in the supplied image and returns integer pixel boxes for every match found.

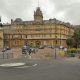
[0,59,80,80]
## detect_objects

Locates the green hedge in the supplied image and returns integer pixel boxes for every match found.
[67,48,80,54]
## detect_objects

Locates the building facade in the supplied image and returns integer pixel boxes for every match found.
[0,28,3,48]
[1,7,74,48]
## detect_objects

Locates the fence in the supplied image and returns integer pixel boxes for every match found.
[0,50,13,59]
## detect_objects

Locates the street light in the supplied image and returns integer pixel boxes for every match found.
[54,18,57,59]
[0,17,5,59]
[60,26,62,48]
[55,35,57,59]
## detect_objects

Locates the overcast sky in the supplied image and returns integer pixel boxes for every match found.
[0,0,80,25]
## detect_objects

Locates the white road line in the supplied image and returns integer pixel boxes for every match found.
[16,66,30,68]
[32,64,38,67]
[15,64,38,68]
[0,63,25,67]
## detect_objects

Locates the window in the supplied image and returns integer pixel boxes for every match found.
[4,35,9,39]
[36,34,40,38]
[26,35,27,38]
[43,34,46,38]
[22,35,27,39]
[44,41,46,45]
[31,35,34,38]
[50,34,52,37]
[42,34,46,38]
[13,35,19,38]
[35,29,40,31]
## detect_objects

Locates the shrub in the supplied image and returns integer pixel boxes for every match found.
[68,48,76,53]
[67,48,76,57]
[76,48,80,53]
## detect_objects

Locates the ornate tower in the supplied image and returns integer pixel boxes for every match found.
[0,16,1,22]
[0,16,2,27]
[34,7,43,24]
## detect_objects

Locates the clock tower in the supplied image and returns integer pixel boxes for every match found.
[34,7,43,24]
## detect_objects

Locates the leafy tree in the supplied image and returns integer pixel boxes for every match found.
[66,38,73,48]
[72,28,80,48]
[66,27,80,48]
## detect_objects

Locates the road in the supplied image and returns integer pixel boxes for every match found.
[0,59,80,80]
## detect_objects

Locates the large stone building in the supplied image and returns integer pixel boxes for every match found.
[0,28,3,48]
[0,7,74,48]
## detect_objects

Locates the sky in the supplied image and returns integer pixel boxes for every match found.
[0,0,80,25]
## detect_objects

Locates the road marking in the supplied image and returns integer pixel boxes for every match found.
[32,64,37,67]
[0,62,38,69]
[16,66,30,68]
[15,64,38,68]
[0,63,25,67]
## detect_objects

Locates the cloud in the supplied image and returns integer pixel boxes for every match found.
[50,0,80,24]
[0,0,36,22]
[0,0,80,25]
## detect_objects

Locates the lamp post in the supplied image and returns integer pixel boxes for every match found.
[55,35,57,59]
[0,17,5,59]
[2,23,5,59]
[54,18,57,59]
[60,26,62,48]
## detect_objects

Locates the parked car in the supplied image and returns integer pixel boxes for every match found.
[2,48,7,52]
[30,48,36,53]
[6,47,11,50]
[48,46,54,49]
[70,53,75,57]
[22,47,27,54]
[39,46,44,49]
[59,46,64,49]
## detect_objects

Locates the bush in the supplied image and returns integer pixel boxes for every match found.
[68,48,76,53]
[67,48,76,57]
[70,53,75,57]
[67,48,80,57]
[78,56,80,59]
[76,48,80,53]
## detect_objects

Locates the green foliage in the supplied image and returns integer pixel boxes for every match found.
[73,28,80,48]
[67,48,76,57]
[76,48,80,53]
[66,38,73,48]
[29,43,34,48]
[68,48,76,53]
[67,48,80,57]
[67,48,80,53]
[75,29,80,38]
[66,28,80,48]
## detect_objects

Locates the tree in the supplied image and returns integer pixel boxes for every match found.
[66,38,73,48]
[66,27,80,48]
[72,28,80,48]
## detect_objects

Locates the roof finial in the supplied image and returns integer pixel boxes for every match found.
[38,0,39,7]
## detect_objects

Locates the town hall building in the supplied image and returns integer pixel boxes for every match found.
[0,7,74,48]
